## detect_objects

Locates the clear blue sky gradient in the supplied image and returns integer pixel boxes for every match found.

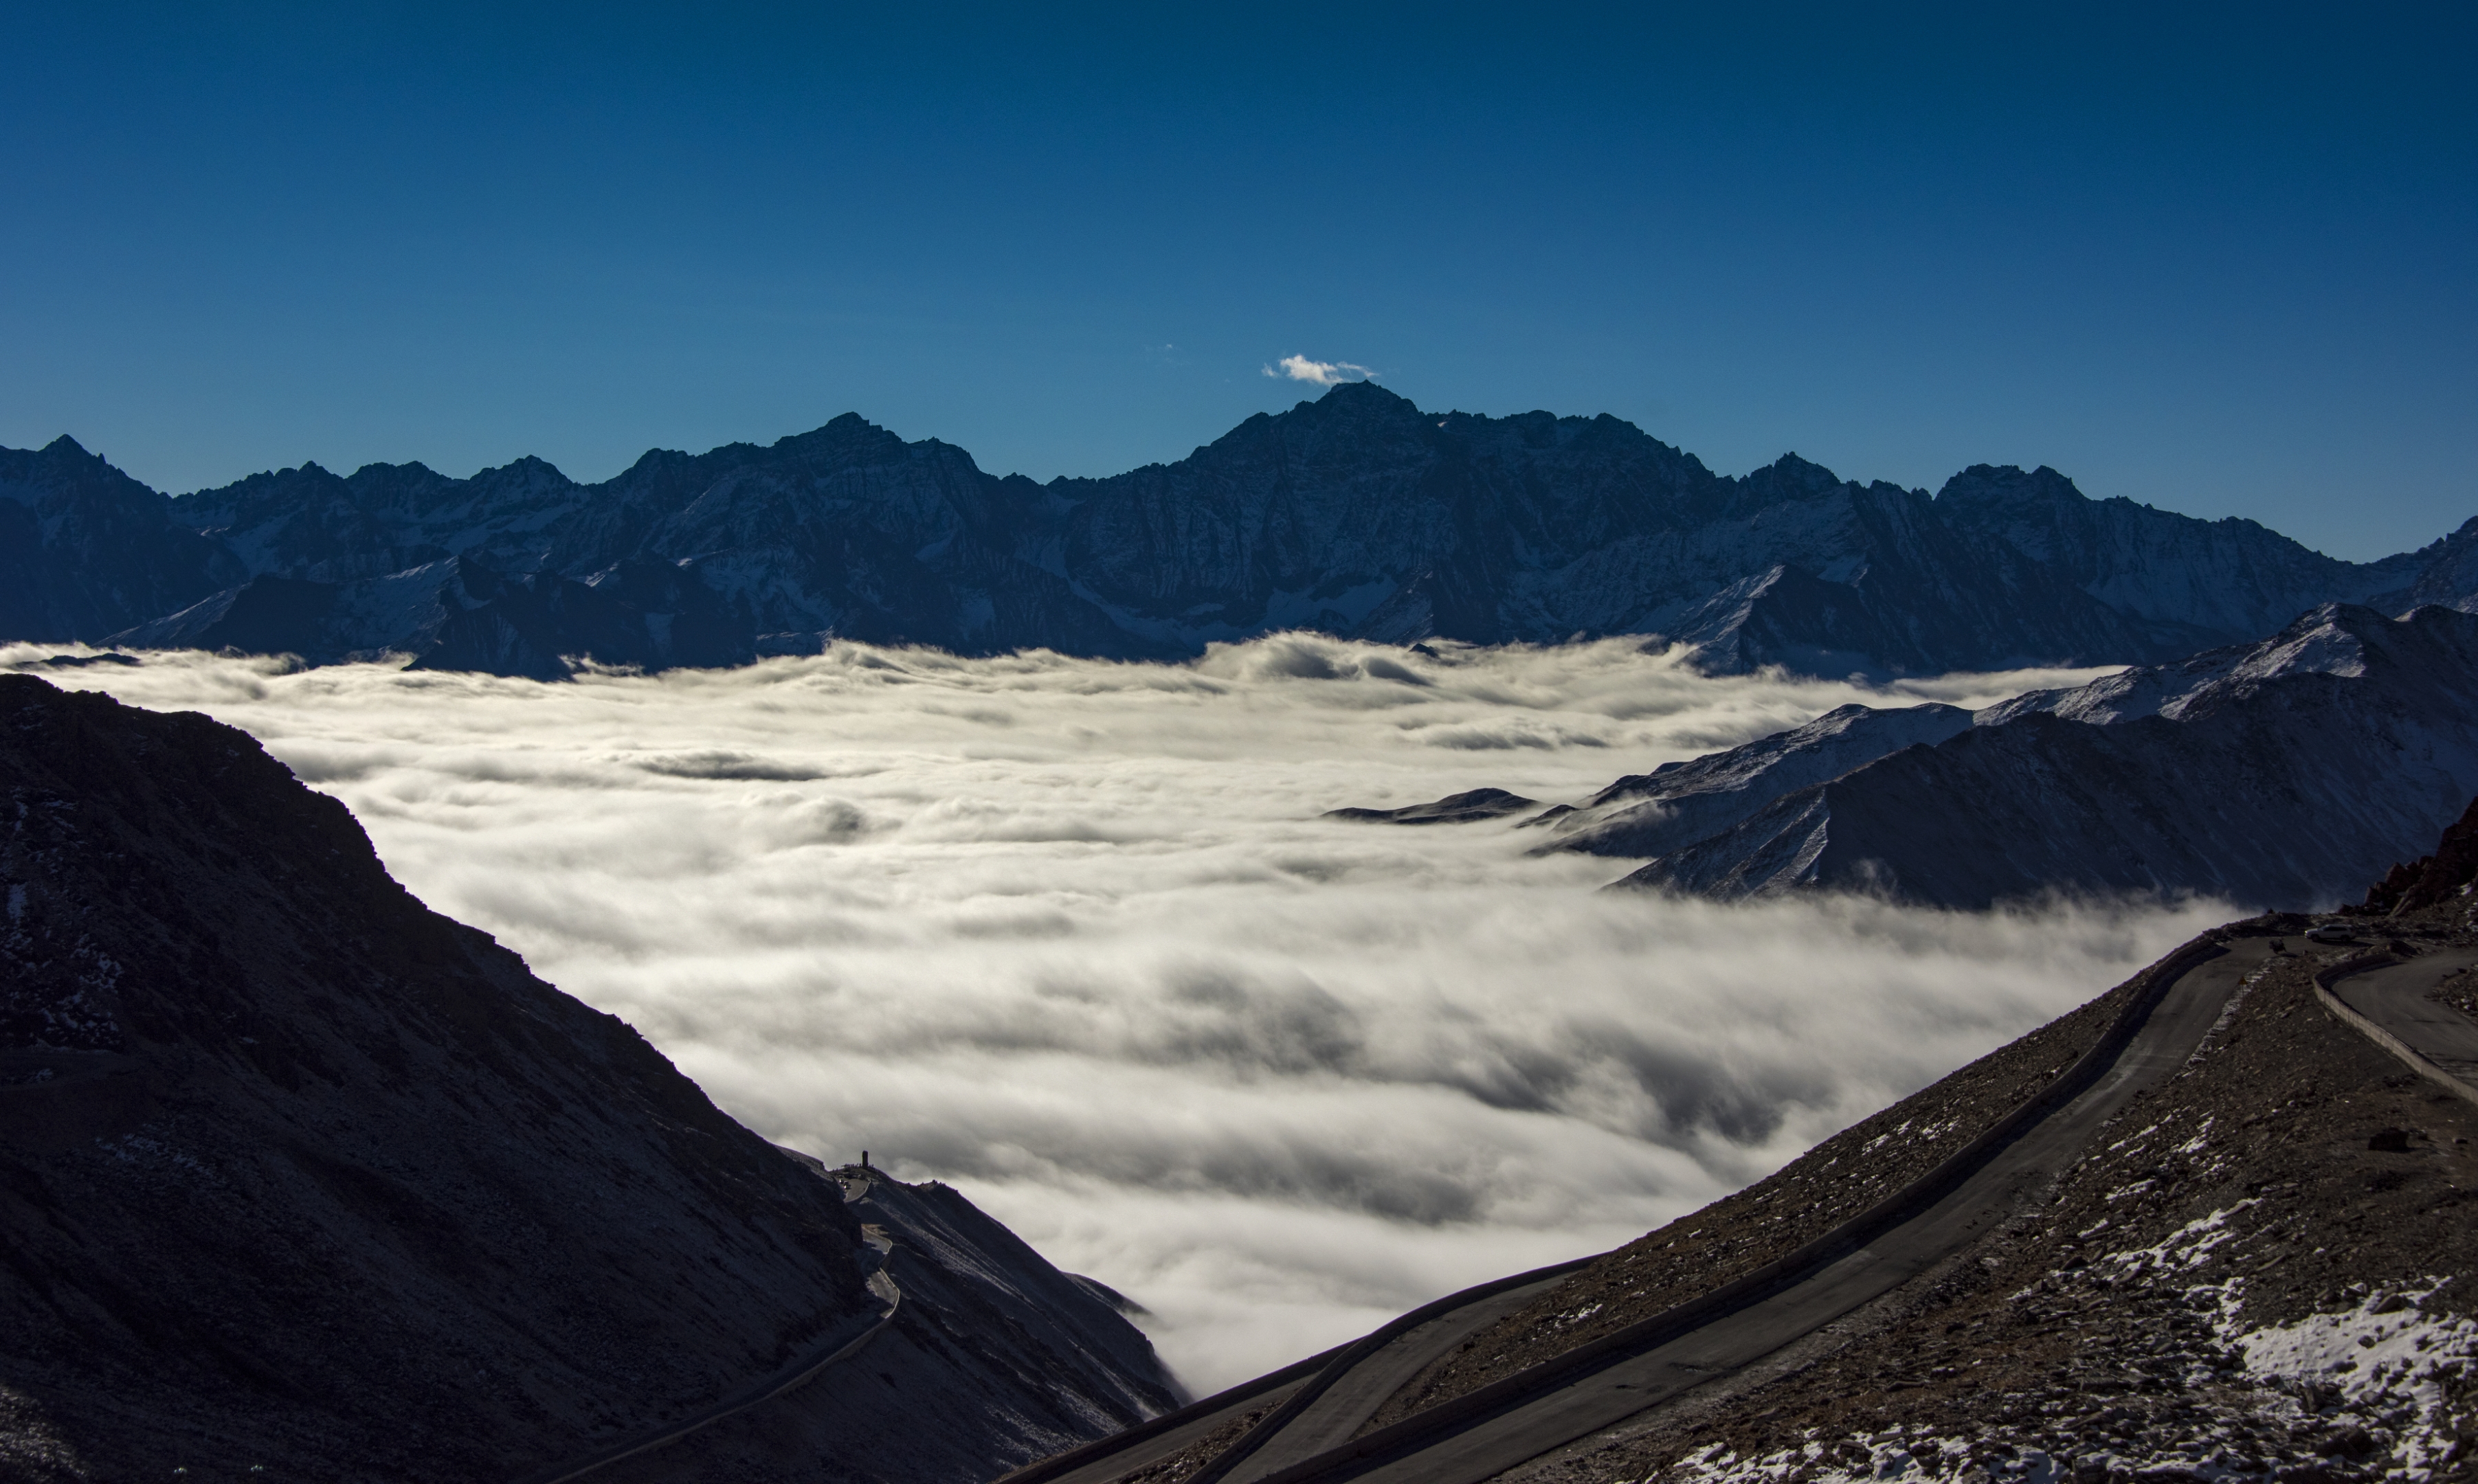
[3,2,2470,559]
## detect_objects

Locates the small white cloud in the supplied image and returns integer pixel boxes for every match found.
[1264,355,1376,385]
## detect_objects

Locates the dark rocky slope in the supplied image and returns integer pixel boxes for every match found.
[1368,966,2171,1430]
[592,1166,1189,1484]
[1341,819,2478,1484]
[1537,605,2478,910]
[2357,794,2478,917]
[8,384,2473,678]
[1475,889,2478,1484]
[0,676,1174,1480]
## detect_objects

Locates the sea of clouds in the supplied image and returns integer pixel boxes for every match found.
[8,634,2235,1395]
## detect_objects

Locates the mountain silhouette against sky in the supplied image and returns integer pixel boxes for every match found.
[5,383,2472,679]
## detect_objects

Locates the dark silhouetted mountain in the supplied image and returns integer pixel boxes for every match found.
[1932,463,2428,650]
[6,386,2470,677]
[1325,787,1539,824]
[0,436,242,643]
[1559,605,2478,910]
[0,677,1176,1479]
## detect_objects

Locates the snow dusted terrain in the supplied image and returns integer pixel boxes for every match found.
[1660,1228,2478,1484]
[1390,888,2478,1484]
[1534,605,2478,910]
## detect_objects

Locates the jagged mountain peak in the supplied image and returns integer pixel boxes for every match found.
[767,411,924,463]
[1736,451,1900,503]
[2225,600,2381,679]
[1309,379,1415,408]
[1935,461,2083,507]
[1976,601,2424,731]
[1938,462,2288,536]
[1277,379,1432,434]
[4,438,149,494]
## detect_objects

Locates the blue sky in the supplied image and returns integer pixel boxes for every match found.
[3,1,2470,559]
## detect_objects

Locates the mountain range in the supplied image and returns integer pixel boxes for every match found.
[1524,603,2478,910]
[7,383,2473,679]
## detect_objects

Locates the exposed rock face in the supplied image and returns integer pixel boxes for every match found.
[7,386,2471,678]
[1555,605,2478,910]
[0,677,1174,1481]
[2356,794,2478,916]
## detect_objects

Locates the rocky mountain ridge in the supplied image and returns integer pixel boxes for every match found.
[0,676,1176,1481]
[7,385,2472,678]
[1488,604,2478,910]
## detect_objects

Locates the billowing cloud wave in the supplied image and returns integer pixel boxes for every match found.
[8,636,2224,1391]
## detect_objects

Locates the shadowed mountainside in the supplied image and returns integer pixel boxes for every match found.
[0,676,1175,1481]
[1519,605,2478,910]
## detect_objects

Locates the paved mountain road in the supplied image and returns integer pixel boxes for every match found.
[1339,938,2267,1484]
[1027,1378,1319,1484]
[2324,948,2478,1094]
[1163,936,2273,1484]
[1028,1274,1575,1484]
[1221,1277,1576,1484]
[518,1163,901,1484]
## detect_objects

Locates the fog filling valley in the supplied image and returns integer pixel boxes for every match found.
[11,636,2237,1394]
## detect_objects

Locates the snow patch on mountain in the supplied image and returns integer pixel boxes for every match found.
[1545,605,2478,909]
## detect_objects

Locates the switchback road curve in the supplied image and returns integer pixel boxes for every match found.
[517,1164,902,1484]
[2317,946,2478,1105]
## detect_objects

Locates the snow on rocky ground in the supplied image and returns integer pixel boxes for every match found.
[1648,1204,2477,1484]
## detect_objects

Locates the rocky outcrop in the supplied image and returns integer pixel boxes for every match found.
[1561,605,2478,910]
[0,677,1175,1481]
[2356,794,2478,916]
[1325,789,1539,824]
[7,386,2472,679]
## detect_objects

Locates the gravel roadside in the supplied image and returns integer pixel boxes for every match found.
[1365,930,2246,1433]
[1490,910,2478,1484]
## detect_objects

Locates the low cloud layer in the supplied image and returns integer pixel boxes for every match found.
[10,637,2226,1392]
[1266,354,1374,384]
